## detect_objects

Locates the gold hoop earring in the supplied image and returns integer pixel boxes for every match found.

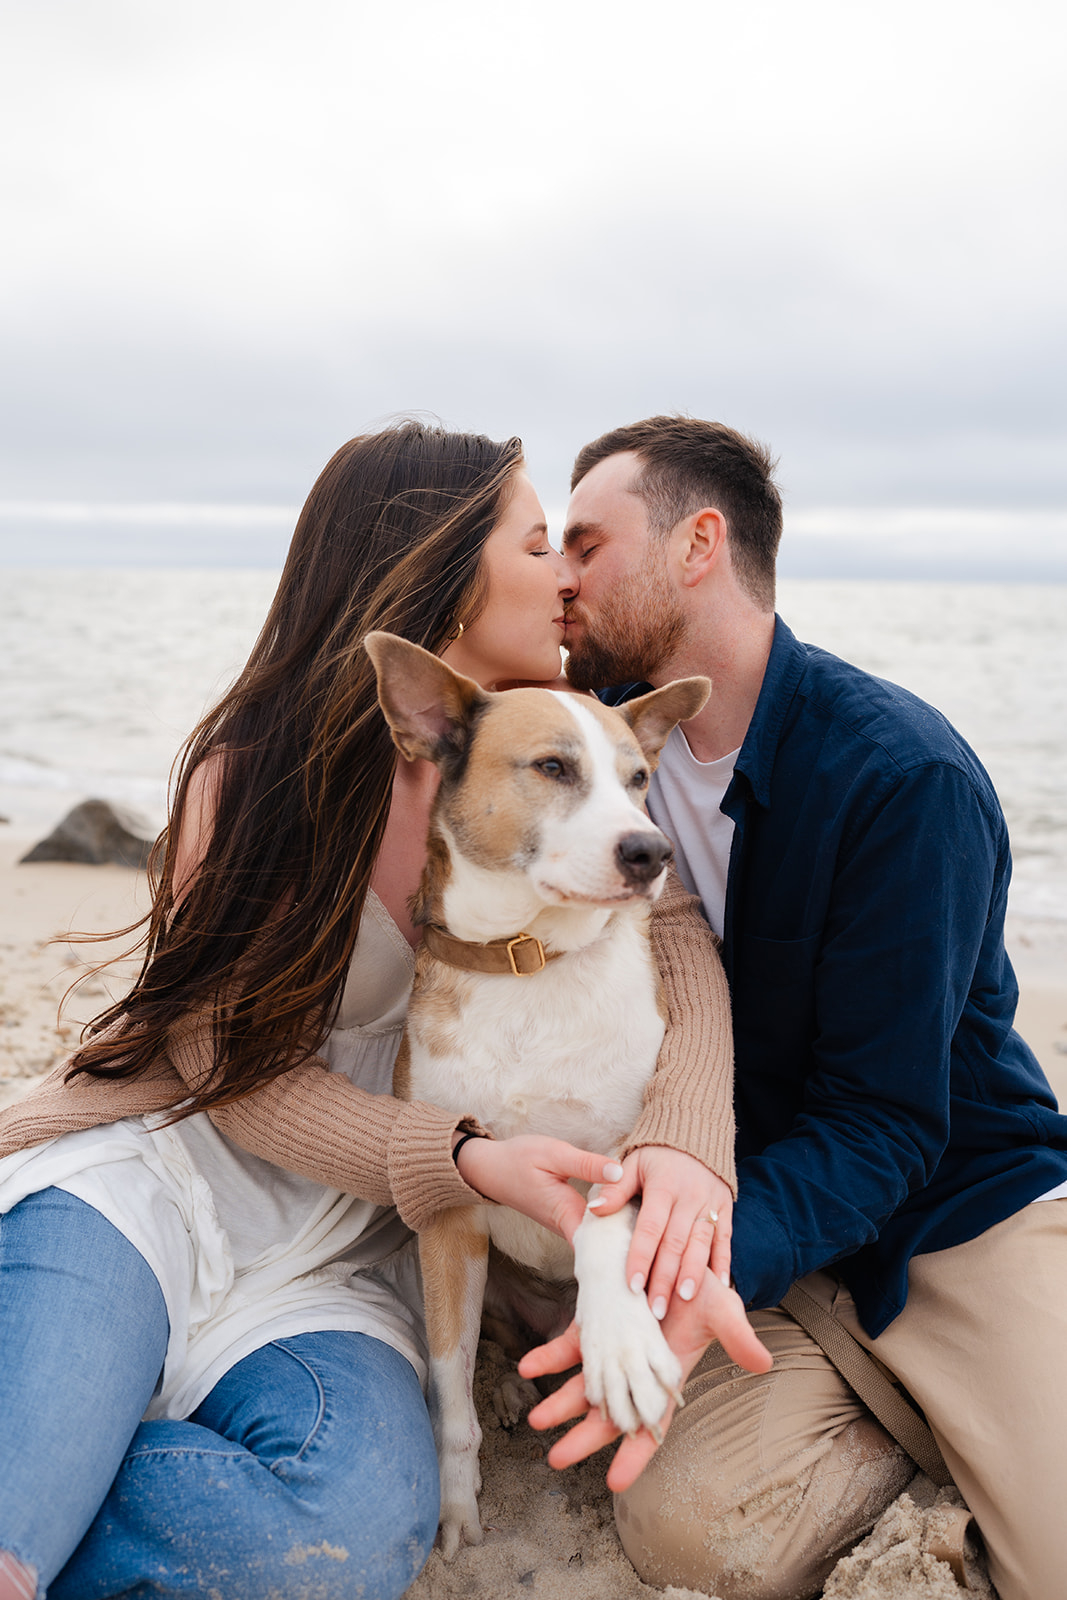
[449,619,465,642]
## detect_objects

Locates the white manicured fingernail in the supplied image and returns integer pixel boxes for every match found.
[587,1196,605,1208]
[652,1296,667,1320]
[603,1162,624,1182]
[720,1270,731,1286]
[630,1273,645,1294]
[679,1278,695,1301]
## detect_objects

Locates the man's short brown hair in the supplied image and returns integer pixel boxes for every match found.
[571,416,782,610]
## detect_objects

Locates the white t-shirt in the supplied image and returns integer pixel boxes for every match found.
[646,725,739,940]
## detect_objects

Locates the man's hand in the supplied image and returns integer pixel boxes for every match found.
[587,1146,734,1315]
[518,1268,771,1493]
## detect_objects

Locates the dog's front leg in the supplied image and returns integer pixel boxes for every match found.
[419,1204,490,1559]
[572,1196,684,1439]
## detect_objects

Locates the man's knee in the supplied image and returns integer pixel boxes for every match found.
[615,1414,915,1600]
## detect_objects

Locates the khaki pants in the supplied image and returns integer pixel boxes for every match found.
[616,1200,1067,1600]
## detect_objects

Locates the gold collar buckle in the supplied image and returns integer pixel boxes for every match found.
[506,932,547,975]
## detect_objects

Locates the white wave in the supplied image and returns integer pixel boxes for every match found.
[0,753,166,814]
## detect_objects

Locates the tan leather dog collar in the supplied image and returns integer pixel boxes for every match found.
[422,924,564,976]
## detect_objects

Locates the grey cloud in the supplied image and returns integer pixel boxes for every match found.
[1,0,1063,569]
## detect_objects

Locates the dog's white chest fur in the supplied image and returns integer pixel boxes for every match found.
[407,905,664,1277]
[408,907,661,1147]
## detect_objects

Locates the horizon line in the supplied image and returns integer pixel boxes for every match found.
[2,500,1067,526]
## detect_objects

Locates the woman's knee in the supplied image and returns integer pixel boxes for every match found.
[256,1449,438,1600]
[344,1459,439,1600]
[317,1398,440,1595]
[45,1332,439,1600]
[242,1333,440,1599]
[50,1423,440,1600]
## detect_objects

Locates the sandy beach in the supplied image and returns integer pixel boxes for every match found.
[2,820,1063,1597]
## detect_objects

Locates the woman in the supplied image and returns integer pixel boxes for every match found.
[0,423,738,1600]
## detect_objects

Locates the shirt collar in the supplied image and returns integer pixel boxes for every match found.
[732,615,807,810]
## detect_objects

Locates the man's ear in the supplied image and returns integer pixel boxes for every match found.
[615,677,712,766]
[680,508,728,588]
[363,632,489,764]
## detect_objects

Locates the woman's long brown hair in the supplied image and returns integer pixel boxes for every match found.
[66,421,523,1114]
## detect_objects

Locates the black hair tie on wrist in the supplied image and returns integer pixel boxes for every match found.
[452,1130,484,1166]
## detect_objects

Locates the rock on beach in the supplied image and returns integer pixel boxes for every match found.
[19,799,157,870]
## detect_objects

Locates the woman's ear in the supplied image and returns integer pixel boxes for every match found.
[363,632,489,764]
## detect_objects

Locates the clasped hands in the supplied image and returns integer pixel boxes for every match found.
[455,1135,772,1490]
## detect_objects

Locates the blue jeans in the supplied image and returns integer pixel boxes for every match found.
[0,1189,440,1599]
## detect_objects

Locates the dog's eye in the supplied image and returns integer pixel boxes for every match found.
[631,769,649,790]
[534,758,567,781]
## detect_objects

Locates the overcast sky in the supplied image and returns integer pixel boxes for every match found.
[1,0,1065,574]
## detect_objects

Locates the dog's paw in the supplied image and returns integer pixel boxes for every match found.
[438,1455,484,1560]
[438,1501,483,1561]
[491,1371,542,1430]
[577,1286,683,1438]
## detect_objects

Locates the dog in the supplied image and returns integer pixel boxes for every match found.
[364,630,711,1557]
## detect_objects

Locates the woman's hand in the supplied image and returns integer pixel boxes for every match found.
[587,1146,734,1316]
[518,1268,772,1493]
[455,1134,623,1244]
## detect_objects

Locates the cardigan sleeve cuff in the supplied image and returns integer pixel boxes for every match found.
[168,1017,493,1226]
[387,1103,493,1232]
[621,1095,737,1193]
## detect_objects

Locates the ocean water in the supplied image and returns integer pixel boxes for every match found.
[2,570,1065,927]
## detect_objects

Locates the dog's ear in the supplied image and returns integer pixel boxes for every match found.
[364,632,489,764]
[614,677,712,766]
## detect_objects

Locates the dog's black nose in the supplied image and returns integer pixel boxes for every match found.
[615,830,673,886]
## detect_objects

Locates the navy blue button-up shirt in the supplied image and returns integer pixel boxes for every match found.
[606,616,1067,1336]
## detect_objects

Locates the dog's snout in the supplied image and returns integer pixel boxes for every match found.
[615,831,673,886]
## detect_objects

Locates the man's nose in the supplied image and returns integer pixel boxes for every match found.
[552,548,579,600]
[556,550,580,599]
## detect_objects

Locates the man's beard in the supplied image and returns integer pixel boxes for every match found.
[565,551,688,691]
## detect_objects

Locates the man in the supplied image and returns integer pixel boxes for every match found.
[521,417,1067,1600]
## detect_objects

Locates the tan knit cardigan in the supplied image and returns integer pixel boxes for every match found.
[0,872,735,1232]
